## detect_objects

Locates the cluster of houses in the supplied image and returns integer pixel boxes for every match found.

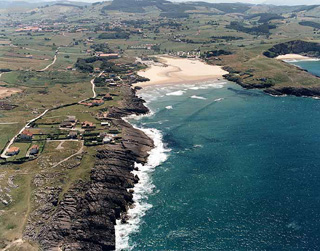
[4,112,119,158]
[128,44,159,50]
[169,51,201,58]
[80,93,113,107]
[6,129,40,157]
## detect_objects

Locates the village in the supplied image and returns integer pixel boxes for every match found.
[1,92,122,162]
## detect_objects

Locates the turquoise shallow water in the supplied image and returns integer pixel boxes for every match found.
[124,61,320,250]
[289,60,320,77]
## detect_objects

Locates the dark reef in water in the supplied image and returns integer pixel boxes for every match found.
[264,86,320,97]
[23,86,154,250]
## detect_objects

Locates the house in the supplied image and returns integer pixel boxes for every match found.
[68,131,78,139]
[103,93,113,101]
[103,136,112,144]
[81,121,96,129]
[6,146,20,156]
[92,99,104,106]
[97,53,119,59]
[65,116,77,123]
[80,102,93,107]
[101,122,111,127]
[60,121,73,128]
[20,129,33,140]
[29,145,39,155]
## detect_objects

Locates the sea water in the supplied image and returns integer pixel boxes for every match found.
[116,61,320,250]
[287,59,320,77]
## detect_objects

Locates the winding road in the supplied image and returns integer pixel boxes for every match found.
[1,70,102,158]
[39,47,60,72]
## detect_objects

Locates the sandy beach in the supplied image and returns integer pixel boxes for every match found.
[134,56,228,87]
[276,54,313,60]
[0,86,22,99]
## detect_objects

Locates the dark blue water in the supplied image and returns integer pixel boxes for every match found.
[125,61,320,250]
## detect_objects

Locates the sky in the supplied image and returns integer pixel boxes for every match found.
[173,0,320,5]
[7,0,320,6]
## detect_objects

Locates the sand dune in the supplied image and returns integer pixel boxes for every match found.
[134,56,228,87]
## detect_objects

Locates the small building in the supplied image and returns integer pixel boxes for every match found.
[103,93,113,101]
[101,121,111,127]
[65,116,77,123]
[97,53,119,58]
[92,99,104,106]
[20,129,33,140]
[60,121,73,128]
[29,145,39,155]
[6,146,20,156]
[68,131,78,139]
[103,136,112,144]
[81,121,96,129]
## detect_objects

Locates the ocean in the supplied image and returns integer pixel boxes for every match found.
[286,59,320,77]
[116,61,320,250]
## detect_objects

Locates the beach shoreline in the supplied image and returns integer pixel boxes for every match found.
[134,56,228,87]
[276,54,319,61]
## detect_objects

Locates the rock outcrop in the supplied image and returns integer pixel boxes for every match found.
[264,86,320,98]
[24,85,154,250]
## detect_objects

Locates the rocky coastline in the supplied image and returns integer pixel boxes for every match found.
[222,40,320,98]
[23,85,154,250]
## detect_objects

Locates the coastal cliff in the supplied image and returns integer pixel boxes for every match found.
[263,40,320,58]
[23,85,154,250]
[218,40,320,98]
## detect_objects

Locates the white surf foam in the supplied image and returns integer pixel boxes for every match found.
[190,95,207,100]
[214,98,224,102]
[284,58,320,63]
[115,119,170,251]
[166,90,185,96]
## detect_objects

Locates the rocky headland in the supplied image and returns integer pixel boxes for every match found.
[23,85,154,250]
[263,40,320,58]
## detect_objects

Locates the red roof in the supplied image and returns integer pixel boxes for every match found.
[7,146,19,153]
[93,99,104,104]
[22,129,33,137]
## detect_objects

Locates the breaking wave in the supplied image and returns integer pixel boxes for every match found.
[191,95,207,100]
[115,115,170,250]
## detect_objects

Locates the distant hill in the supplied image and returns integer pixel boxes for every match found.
[0,0,88,9]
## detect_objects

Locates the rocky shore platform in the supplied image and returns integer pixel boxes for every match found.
[23,85,154,250]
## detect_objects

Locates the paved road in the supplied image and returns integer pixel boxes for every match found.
[1,109,49,159]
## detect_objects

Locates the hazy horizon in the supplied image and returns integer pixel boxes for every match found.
[3,0,320,6]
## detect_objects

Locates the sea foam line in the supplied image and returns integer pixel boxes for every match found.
[115,114,170,251]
